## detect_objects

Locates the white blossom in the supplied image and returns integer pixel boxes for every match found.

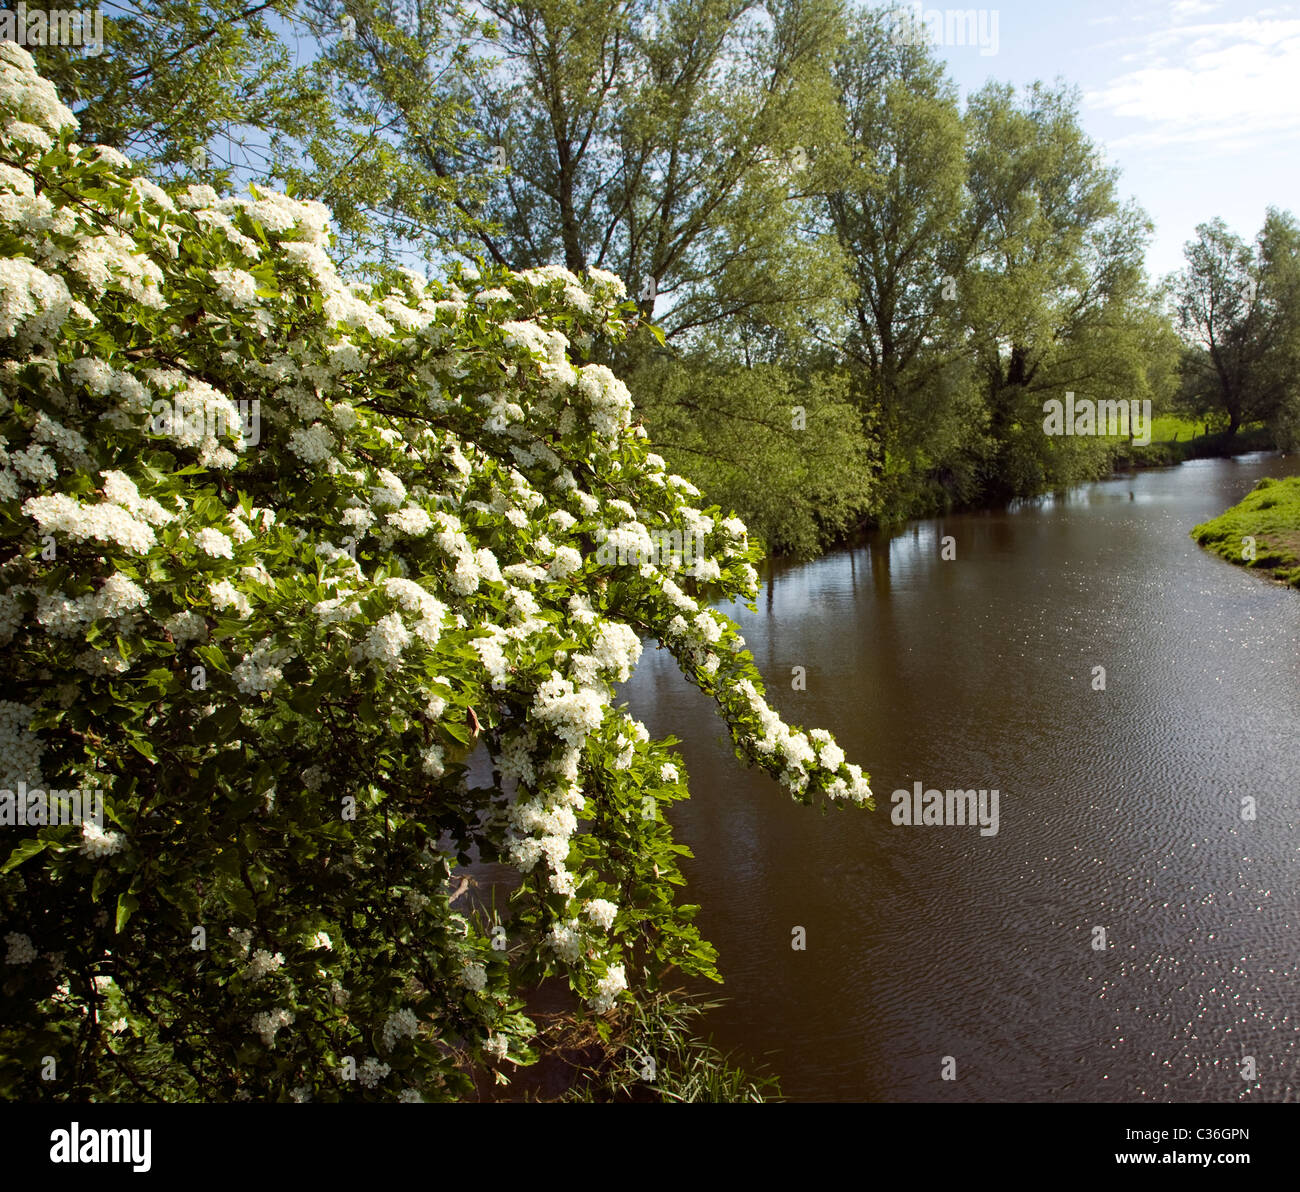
[209,579,252,618]
[193,527,235,558]
[588,963,627,1013]
[246,949,285,981]
[381,1007,420,1049]
[81,820,126,858]
[251,1007,294,1047]
[211,267,260,309]
[583,899,618,931]
[357,1056,390,1088]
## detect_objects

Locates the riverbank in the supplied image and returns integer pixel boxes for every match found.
[748,420,1281,561]
[1114,424,1276,469]
[839,431,1281,557]
[1191,475,1300,588]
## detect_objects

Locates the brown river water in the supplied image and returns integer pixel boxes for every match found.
[617,452,1300,1101]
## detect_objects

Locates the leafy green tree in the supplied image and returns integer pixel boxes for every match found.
[629,348,874,557]
[1256,210,1300,450]
[286,0,498,267]
[32,0,323,190]
[457,1,865,557]
[1173,217,1263,438]
[35,1,497,269]
[470,0,850,343]
[464,0,638,275]
[1174,211,1300,444]
[961,81,1169,498]
[814,5,974,517]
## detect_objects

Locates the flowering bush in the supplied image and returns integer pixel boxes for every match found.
[0,43,871,1101]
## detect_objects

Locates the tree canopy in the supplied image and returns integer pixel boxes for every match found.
[1173,210,1300,445]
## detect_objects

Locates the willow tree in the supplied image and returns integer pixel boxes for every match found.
[283,0,500,267]
[462,0,867,554]
[468,0,849,341]
[814,5,974,516]
[1173,210,1300,444]
[960,81,1173,499]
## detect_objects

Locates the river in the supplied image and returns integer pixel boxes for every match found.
[618,452,1300,1102]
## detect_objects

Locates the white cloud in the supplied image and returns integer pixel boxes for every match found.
[1169,0,1221,19]
[1084,15,1300,150]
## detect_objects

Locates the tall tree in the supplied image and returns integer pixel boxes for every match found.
[284,0,497,266]
[1256,209,1300,449]
[814,6,973,514]
[1174,210,1300,442]
[459,0,868,554]
[467,0,638,274]
[961,81,1167,498]
[470,0,850,343]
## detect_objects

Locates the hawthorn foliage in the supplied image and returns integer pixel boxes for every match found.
[0,44,871,1101]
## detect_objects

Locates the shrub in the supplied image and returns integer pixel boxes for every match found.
[0,44,871,1102]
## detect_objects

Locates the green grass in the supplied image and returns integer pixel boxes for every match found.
[1191,476,1300,588]
[1150,414,1203,443]
[536,991,782,1103]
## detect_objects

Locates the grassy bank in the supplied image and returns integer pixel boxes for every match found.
[1114,417,1277,469]
[1191,476,1300,588]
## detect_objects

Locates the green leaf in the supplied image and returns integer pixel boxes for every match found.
[1,837,49,874]
[116,893,139,934]
[129,738,158,763]
[92,866,114,901]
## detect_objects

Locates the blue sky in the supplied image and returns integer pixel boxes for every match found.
[871,0,1300,282]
